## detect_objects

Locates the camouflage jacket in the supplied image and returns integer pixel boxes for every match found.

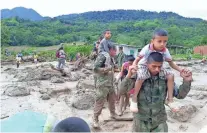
[120,70,191,127]
[94,53,115,87]
[116,52,125,68]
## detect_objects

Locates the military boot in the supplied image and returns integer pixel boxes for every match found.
[92,116,100,128]
[110,112,119,119]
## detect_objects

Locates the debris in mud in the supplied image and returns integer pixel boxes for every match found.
[50,76,65,83]
[81,68,93,75]
[39,88,48,94]
[84,62,94,70]
[48,87,71,97]
[71,92,95,110]
[76,71,87,79]
[40,69,62,80]
[40,94,51,100]
[179,124,188,131]
[69,72,81,81]
[3,84,30,97]
[71,57,88,71]
[168,104,197,122]
[4,68,12,71]
[26,80,41,86]
[187,88,207,100]
[1,114,9,119]
[77,79,95,90]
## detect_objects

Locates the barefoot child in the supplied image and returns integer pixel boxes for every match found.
[118,55,135,116]
[131,29,187,112]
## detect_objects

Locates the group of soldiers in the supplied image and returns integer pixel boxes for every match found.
[92,30,193,132]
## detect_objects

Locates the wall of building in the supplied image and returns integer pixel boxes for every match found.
[194,45,207,56]
[116,45,138,57]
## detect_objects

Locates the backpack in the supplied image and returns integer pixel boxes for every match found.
[56,51,59,58]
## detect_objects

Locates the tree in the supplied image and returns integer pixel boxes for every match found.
[1,22,10,46]
[167,26,183,45]
[201,36,207,44]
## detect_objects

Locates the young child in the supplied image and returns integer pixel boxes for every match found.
[118,55,135,116]
[131,29,186,112]
[98,29,112,54]
[98,29,113,68]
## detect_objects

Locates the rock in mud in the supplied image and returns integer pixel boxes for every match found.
[39,88,48,94]
[48,87,71,96]
[71,93,95,110]
[69,73,81,81]
[168,104,197,122]
[51,76,65,83]
[76,71,87,79]
[187,89,207,100]
[85,63,93,70]
[203,68,207,73]
[40,69,62,80]
[40,94,51,100]
[179,124,188,131]
[81,68,93,75]
[26,80,41,86]
[3,84,30,97]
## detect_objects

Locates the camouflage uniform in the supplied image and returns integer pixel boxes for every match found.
[93,53,116,121]
[116,51,125,69]
[120,70,191,132]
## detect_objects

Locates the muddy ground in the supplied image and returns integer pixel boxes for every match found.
[1,60,207,132]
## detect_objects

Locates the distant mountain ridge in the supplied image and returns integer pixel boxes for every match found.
[0,7,205,22]
[56,9,203,22]
[1,7,44,21]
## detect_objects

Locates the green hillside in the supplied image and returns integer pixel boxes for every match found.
[1,10,207,47]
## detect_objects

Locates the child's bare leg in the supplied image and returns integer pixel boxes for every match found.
[167,74,174,103]
[118,95,124,116]
[166,74,180,112]
[124,93,129,110]
[130,80,144,113]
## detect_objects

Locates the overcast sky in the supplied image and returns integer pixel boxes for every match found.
[0,0,207,20]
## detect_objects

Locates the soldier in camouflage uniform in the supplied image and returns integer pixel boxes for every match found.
[92,44,118,128]
[120,52,193,132]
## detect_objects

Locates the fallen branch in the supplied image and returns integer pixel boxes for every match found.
[1,115,9,119]
[104,117,133,122]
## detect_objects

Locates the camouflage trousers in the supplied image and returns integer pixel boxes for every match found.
[93,86,116,117]
[133,114,168,132]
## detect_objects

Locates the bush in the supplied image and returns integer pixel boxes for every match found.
[64,45,93,60]
[172,54,203,60]
[38,50,56,61]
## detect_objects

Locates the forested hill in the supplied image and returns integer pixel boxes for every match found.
[56,10,203,22]
[1,9,207,47]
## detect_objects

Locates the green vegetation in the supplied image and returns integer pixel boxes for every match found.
[172,54,204,61]
[1,10,207,47]
[1,44,93,61]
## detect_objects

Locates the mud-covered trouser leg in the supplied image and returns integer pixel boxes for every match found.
[93,98,105,118]
[60,58,65,69]
[94,86,115,117]
[107,88,116,115]
[57,58,61,69]
[94,86,109,118]
[132,114,168,132]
